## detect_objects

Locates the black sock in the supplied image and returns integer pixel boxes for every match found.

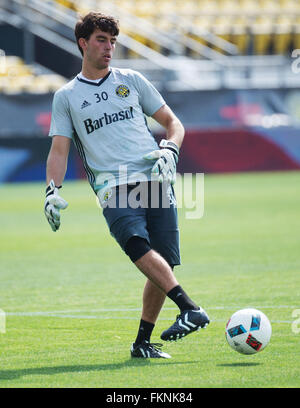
[134,319,155,345]
[167,285,199,312]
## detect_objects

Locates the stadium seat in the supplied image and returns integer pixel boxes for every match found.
[273,15,293,55]
[217,0,237,14]
[251,16,274,55]
[193,15,214,32]
[49,0,296,57]
[231,16,250,55]
[292,16,300,50]
[211,16,233,54]
[0,56,32,80]
[0,54,66,94]
[0,77,10,93]
[1,55,24,68]
[239,0,260,13]
[134,0,156,18]
[186,16,214,57]
[260,0,280,13]
[282,0,300,13]
[56,0,77,11]
[115,0,136,14]
[196,0,218,13]
[155,0,175,17]
[175,0,198,17]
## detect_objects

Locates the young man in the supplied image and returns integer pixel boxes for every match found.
[45,12,209,359]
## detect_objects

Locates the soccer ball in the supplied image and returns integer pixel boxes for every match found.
[225,308,272,355]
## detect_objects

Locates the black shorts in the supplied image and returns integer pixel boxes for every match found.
[101,181,181,267]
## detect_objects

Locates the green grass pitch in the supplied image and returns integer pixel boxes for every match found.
[0,171,300,388]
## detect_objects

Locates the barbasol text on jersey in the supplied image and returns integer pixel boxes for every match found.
[84,106,134,134]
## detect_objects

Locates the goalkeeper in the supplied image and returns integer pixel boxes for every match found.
[45,11,209,359]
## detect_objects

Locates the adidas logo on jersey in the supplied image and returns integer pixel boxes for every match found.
[81,100,91,109]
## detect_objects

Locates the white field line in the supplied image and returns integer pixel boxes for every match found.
[4,305,298,324]
[5,304,299,315]
[5,314,294,324]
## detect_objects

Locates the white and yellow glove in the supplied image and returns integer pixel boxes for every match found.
[44,180,68,232]
[143,139,179,185]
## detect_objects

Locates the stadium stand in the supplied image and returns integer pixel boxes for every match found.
[1,0,300,92]
[0,55,66,94]
[51,0,300,57]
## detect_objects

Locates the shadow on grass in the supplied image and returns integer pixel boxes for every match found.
[0,359,198,381]
[217,362,261,367]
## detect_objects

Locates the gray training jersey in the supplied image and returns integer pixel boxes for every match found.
[49,67,166,193]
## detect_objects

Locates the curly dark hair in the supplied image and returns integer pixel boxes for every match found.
[75,12,120,55]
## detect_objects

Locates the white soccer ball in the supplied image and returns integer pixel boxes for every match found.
[225,308,272,355]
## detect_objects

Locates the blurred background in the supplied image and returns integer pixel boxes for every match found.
[1,0,300,182]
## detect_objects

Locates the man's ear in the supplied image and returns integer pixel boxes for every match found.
[78,37,87,53]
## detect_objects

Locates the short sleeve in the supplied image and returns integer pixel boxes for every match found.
[48,89,73,138]
[132,71,166,117]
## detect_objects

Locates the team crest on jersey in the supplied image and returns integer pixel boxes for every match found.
[116,84,130,98]
[103,190,112,202]
[98,187,113,207]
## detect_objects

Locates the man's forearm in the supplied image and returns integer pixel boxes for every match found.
[46,152,68,186]
[152,105,185,150]
[165,117,185,149]
[46,136,70,186]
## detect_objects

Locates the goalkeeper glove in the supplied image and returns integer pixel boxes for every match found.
[143,139,179,184]
[44,180,68,232]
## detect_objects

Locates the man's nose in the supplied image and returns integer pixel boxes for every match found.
[105,41,112,50]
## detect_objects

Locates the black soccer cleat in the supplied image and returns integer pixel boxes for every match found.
[130,341,171,359]
[160,307,210,342]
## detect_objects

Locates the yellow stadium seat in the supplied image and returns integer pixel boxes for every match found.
[231,16,250,55]
[260,0,280,13]
[0,77,10,92]
[197,0,218,13]
[193,15,214,33]
[273,15,293,55]
[0,53,67,94]
[251,16,273,55]
[1,76,26,94]
[4,56,24,67]
[1,64,32,79]
[121,18,163,57]
[292,16,300,50]
[175,0,198,17]
[154,18,174,33]
[211,16,233,54]
[115,0,137,14]
[37,75,67,92]
[239,0,260,14]
[187,16,214,57]
[218,0,238,15]
[0,56,23,77]
[282,0,300,13]
[134,0,156,18]
[153,0,174,17]
[124,32,151,58]
[56,0,77,11]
